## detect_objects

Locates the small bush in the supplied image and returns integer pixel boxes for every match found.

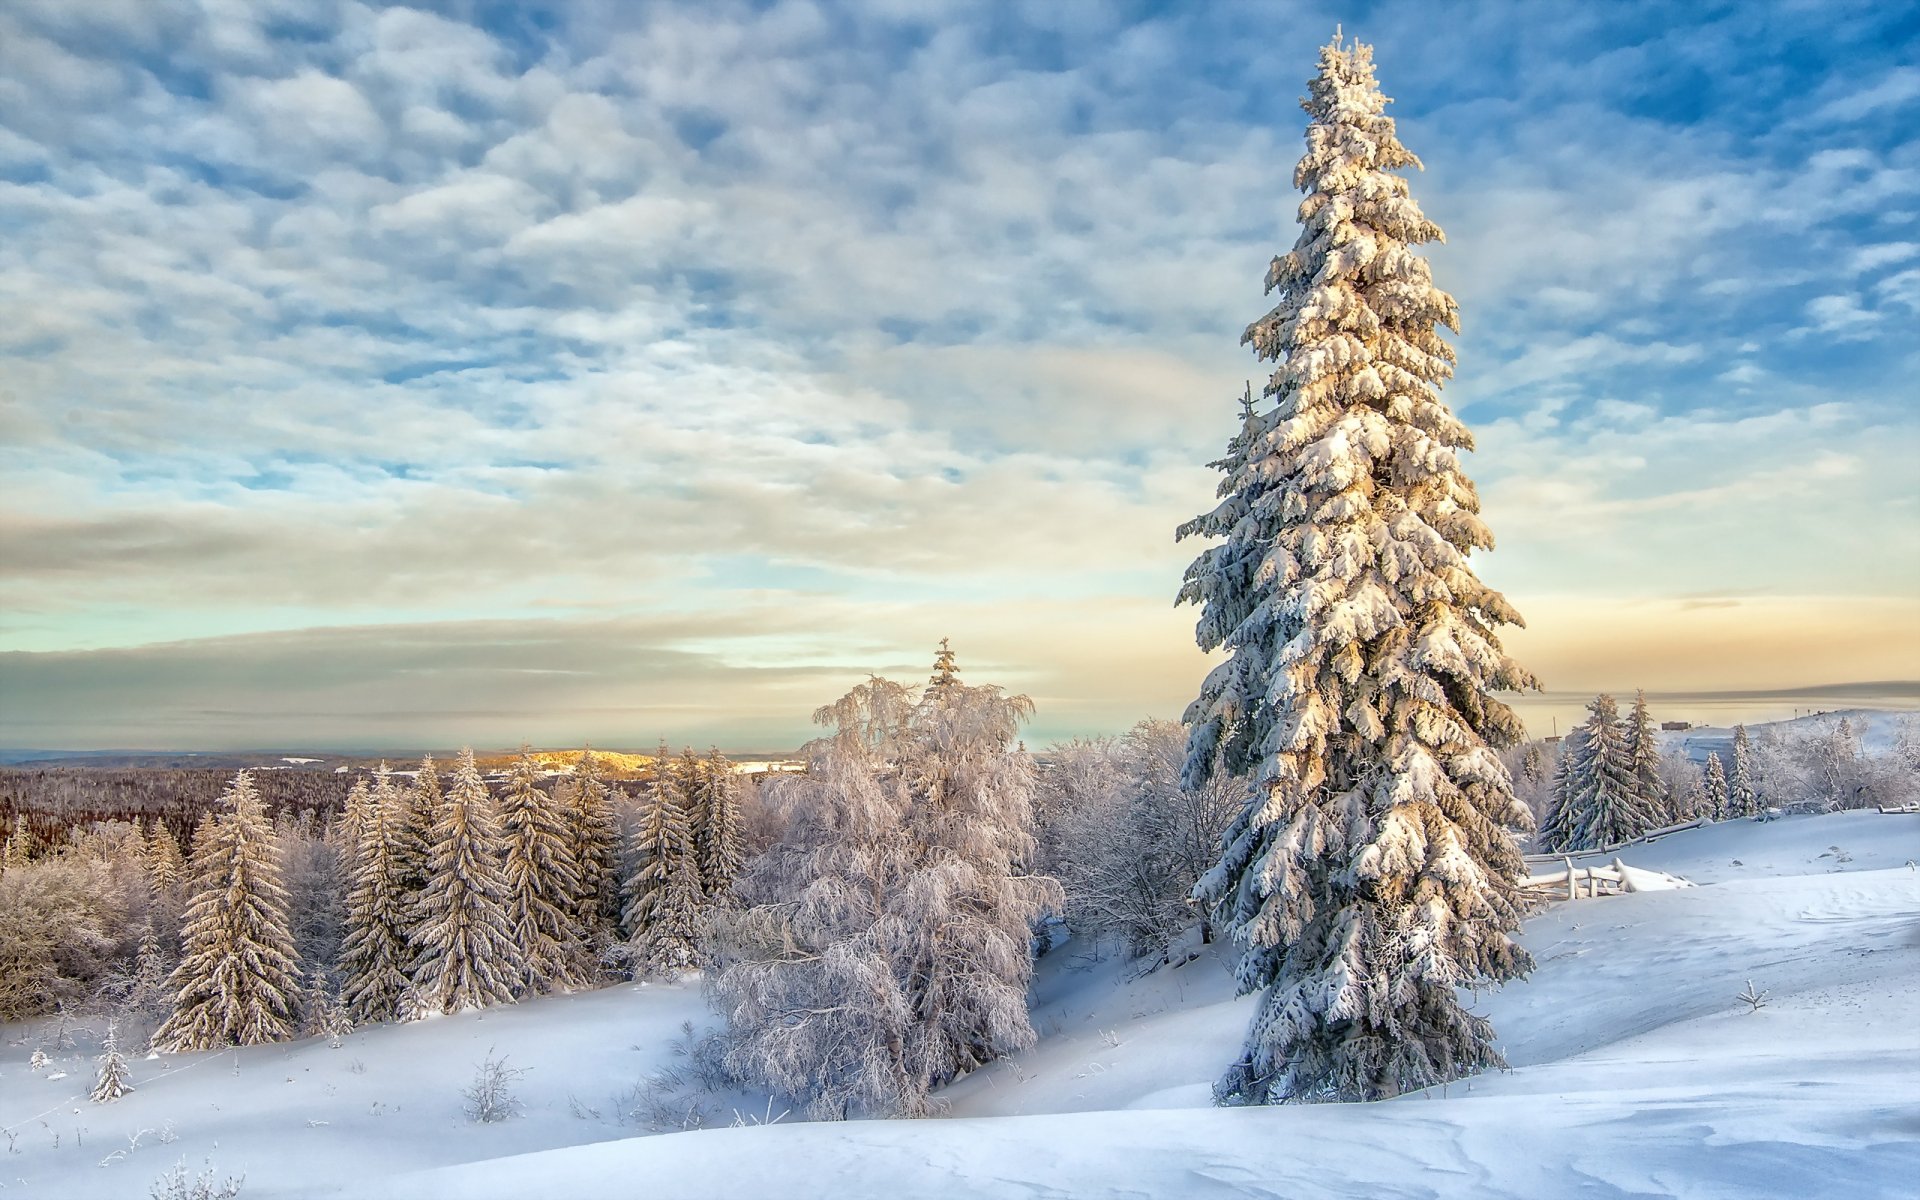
[461,1048,528,1123]
[149,1157,244,1200]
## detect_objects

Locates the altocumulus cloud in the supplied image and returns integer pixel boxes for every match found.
[0,0,1916,749]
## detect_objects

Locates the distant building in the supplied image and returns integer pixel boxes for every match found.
[1660,720,1692,731]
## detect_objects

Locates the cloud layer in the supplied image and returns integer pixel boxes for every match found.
[2,1,1916,748]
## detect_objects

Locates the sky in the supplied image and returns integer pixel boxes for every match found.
[1,0,1917,752]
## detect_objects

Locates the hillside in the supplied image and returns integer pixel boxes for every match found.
[6,811,1919,1198]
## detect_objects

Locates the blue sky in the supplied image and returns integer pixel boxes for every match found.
[1,0,1916,750]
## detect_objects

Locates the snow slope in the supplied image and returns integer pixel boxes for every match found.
[7,811,1920,1198]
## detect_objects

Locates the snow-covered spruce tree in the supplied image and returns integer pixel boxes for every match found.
[694,747,745,901]
[929,637,961,692]
[562,748,619,956]
[1535,737,1581,852]
[499,748,583,995]
[394,756,440,934]
[1625,691,1669,823]
[1180,34,1536,1106]
[620,756,704,976]
[406,749,519,1017]
[338,778,373,864]
[1553,695,1659,850]
[152,772,302,1051]
[90,1022,133,1103]
[340,768,414,1024]
[1703,752,1729,822]
[1729,725,1760,817]
[711,671,1059,1119]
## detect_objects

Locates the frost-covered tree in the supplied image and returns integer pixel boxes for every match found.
[406,749,518,1017]
[1541,695,1658,851]
[153,772,303,1051]
[337,779,373,862]
[561,748,619,958]
[281,810,345,978]
[712,670,1059,1119]
[621,756,704,976]
[1625,691,1668,822]
[499,749,583,995]
[340,769,413,1024]
[1703,753,1729,822]
[90,1022,134,1103]
[928,637,961,692]
[1037,720,1244,958]
[144,821,185,899]
[394,757,440,933]
[694,747,745,901]
[1180,34,1535,1106]
[1729,725,1760,818]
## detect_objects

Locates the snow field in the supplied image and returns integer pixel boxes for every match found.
[6,810,1918,1197]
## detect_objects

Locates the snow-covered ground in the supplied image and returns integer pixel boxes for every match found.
[7,811,1919,1198]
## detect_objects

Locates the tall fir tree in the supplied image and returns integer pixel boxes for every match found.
[406,749,519,1016]
[152,772,303,1051]
[1625,691,1668,823]
[563,747,620,959]
[1536,733,1582,851]
[1703,752,1729,822]
[694,747,745,900]
[337,778,374,863]
[1553,695,1660,850]
[339,768,414,1024]
[621,757,704,976]
[1181,34,1535,1105]
[393,757,439,937]
[499,748,584,995]
[1728,724,1759,817]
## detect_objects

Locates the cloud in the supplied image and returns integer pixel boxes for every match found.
[0,0,1916,746]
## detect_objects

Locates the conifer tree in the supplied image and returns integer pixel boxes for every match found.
[1703,752,1730,822]
[499,748,583,995]
[929,637,961,692]
[562,748,619,956]
[153,772,303,1051]
[1520,743,1545,787]
[1181,33,1535,1106]
[406,749,518,1016]
[340,769,413,1024]
[1729,725,1760,817]
[338,778,373,862]
[394,756,439,933]
[1550,695,1658,850]
[1537,735,1581,851]
[694,747,744,900]
[90,1022,133,1103]
[124,918,175,1027]
[1625,691,1668,822]
[144,821,184,896]
[621,761,704,976]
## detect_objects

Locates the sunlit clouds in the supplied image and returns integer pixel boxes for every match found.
[1,1,1916,749]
